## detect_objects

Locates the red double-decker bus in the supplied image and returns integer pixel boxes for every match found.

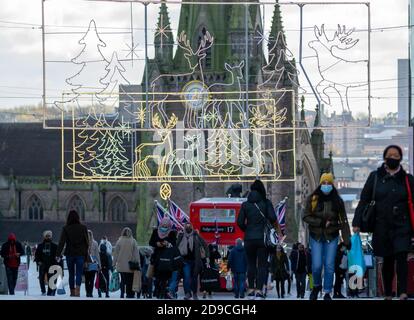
[189,197,246,246]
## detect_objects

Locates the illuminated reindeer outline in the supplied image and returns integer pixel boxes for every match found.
[206,60,246,129]
[309,24,368,114]
[134,114,178,179]
[149,31,214,128]
[167,133,203,181]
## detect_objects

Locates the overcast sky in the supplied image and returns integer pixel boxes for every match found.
[0,0,410,119]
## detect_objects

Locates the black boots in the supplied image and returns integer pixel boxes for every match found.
[309,286,322,300]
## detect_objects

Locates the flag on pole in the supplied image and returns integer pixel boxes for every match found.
[155,201,184,231]
[155,201,165,225]
[213,218,220,245]
[276,198,287,235]
[169,200,190,225]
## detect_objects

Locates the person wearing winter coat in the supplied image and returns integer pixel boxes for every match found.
[0,233,24,295]
[206,244,221,269]
[290,243,310,299]
[149,217,177,299]
[138,247,153,299]
[113,227,140,299]
[227,238,248,299]
[56,210,89,297]
[98,243,112,298]
[85,230,101,298]
[34,231,61,296]
[270,245,289,298]
[201,243,222,299]
[177,223,209,300]
[353,145,413,300]
[303,173,351,301]
[237,180,283,300]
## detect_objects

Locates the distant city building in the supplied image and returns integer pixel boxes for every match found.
[398,59,409,125]
[323,111,365,157]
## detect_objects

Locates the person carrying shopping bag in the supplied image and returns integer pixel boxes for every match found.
[303,173,351,300]
[353,145,414,300]
[113,227,140,298]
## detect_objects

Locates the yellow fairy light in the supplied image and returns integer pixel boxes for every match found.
[62,89,296,183]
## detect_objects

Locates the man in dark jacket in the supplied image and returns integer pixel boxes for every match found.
[0,233,24,295]
[177,223,209,300]
[353,145,414,300]
[237,180,282,300]
[34,230,60,296]
[290,243,309,299]
[228,238,248,298]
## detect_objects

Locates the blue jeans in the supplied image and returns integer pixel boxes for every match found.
[233,272,246,297]
[168,271,178,295]
[309,236,338,294]
[183,260,198,295]
[66,256,85,289]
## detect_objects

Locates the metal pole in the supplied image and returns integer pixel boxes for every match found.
[409,1,412,128]
[367,3,372,127]
[130,2,136,176]
[298,4,321,118]
[245,3,249,128]
[42,0,46,128]
[144,3,149,129]
[130,2,134,67]
[409,1,413,174]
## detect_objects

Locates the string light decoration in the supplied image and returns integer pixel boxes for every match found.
[154,11,171,49]
[57,22,296,182]
[90,129,131,178]
[63,90,295,182]
[308,24,368,115]
[40,1,369,183]
[44,1,370,130]
[123,42,141,61]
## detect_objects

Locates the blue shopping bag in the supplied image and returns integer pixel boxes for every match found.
[347,234,366,277]
[109,270,120,292]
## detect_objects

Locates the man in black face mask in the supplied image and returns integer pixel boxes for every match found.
[177,223,209,300]
[353,145,413,300]
[34,231,60,296]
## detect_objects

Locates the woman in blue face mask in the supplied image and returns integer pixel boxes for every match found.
[149,217,177,299]
[303,173,351,301]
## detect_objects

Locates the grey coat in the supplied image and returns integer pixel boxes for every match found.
[88,239,101,267]
[113,236,140,273]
